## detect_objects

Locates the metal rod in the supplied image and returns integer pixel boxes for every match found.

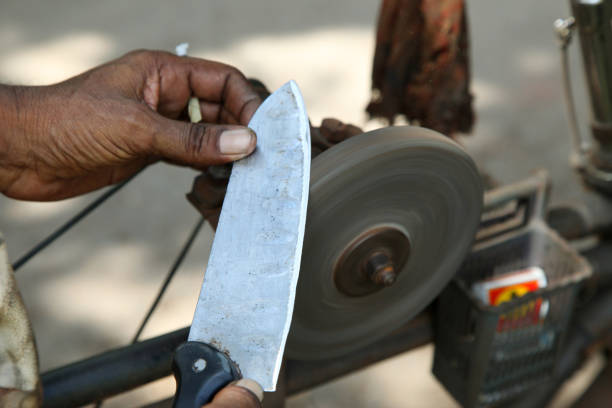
[42,327,189,408]
[41,313,433,408]
[571,0,612,127]
[12,175,138,271]
[554,16,589,167]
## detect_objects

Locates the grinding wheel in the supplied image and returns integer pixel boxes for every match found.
[286,126,483,360]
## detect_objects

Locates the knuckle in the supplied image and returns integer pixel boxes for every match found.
[229,67,248,85]
[127,106,156,150]
[181,123,220,157]
[123,49,168,66]
[214,60,241,75]
[124,49,151,60]
[220,64,246,85]
[226,65,243,78]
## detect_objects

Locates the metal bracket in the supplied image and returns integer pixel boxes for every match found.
[475,170,550,244]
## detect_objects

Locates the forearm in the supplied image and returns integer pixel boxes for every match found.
[0,85,20,144]
[0,84,50,194]
[0,85,23,192]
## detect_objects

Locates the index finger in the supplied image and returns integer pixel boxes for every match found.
[180,56,262,125]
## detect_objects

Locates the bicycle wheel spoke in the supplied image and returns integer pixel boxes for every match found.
[95,217,205,408]
[12,174,138,272]
[131,217,205,344]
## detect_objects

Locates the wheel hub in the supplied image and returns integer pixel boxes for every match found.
[333,226,410,296]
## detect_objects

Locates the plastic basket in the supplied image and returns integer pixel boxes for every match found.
[432,172,592,407]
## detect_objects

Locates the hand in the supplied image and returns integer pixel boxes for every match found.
[202,379,263,408]
[0,50,261,201]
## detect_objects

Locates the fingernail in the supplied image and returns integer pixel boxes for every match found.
[219,128,255,155]
[235,379,264,402]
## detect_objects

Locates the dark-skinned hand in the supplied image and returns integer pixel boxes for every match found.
[0,49,261,201]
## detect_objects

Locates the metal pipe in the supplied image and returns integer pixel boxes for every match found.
[571,0,612,147]
[41,313,433,407]
[555,16,590,165]
[41,327,188,408]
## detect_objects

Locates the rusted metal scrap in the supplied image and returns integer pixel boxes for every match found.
[186,168,229,229]
[367,0,475,137]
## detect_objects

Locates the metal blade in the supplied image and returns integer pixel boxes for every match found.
[188,81,310,391]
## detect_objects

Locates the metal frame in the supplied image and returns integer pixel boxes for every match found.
[36,173,612,407]
[41,314,432,407]
[39,242,612,408]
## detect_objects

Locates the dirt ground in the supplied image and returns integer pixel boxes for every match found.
[0,0,603,406]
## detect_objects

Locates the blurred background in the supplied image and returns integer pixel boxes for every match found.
[0,0,601,406]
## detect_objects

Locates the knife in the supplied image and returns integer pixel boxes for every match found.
[173,81,311,407]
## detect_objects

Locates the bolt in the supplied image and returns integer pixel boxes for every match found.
[365,252,397,287]
[192,358,207,373]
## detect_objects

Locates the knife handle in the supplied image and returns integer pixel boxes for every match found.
[172,341,240,408]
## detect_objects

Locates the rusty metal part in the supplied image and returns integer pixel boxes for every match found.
[186,168,230,229]
[333,227,410,296]
[318,118,363,144]
[367,0,474,136]
[366,251,397,286]
[286,126,483,360]
[311,118,363,158]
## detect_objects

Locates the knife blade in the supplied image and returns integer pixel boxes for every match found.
[173,80,310,407]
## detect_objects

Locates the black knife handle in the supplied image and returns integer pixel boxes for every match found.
[172,341,240,408]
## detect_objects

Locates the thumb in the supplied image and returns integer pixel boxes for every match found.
[151,117,257,167]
